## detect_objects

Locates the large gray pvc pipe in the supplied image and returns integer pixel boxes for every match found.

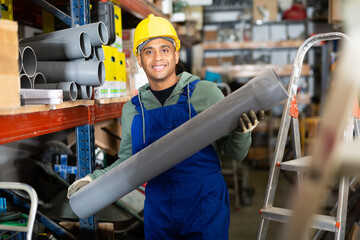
[19,22,109,46]
[93,46,105,61]
[18,49,22,73]
[34,82,77,101]
[77,84,93,100]
[31,72,46,86]
[69,68,289,219]
[19,46,37,77]
[20,32,91,60]
[36,61,105,86]
[20,74,32,89]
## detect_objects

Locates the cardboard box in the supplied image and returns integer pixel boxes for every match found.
[329,0,342,23]
[204,57,218,66]
[252,0,278,22]
[122,28,135,44]
[67,119,122,157]
[204,30,217,42]
[0,20,20,108]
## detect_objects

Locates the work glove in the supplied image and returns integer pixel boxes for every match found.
[236,110,265,133]
[67,176,92,199]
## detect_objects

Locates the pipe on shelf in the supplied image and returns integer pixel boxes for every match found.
[20,32,92,60]
[34,82,78,101]
[19,22,109,46]
[77,84,93,100]
[20,74,32,89]
[93,46,105,61]
[69,68,289,219]
[31,72,46,86]
[36,61,105,86]
[18,49,22,73]
[19,46,37,78]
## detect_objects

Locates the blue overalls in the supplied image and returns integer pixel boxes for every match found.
[131,80,230,240]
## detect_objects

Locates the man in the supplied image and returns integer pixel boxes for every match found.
[68,14,264,239]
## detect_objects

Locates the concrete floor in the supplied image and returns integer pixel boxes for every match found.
[228,167,293,240]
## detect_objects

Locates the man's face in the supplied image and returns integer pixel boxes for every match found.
[137,38,179,85]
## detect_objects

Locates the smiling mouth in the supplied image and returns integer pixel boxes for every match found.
[152,65,166,71]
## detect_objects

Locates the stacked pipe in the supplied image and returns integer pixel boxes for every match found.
[18,22,109,101]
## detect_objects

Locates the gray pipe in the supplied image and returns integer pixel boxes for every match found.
[36,61,105,86]
[77,84,93,100]
[69,68,289,219]
[31,72,46,86]
[19,46,37,77]
[34,82,77,101]
[20,74,32,89]
[18,49,22,73]
[93,46,105,61]
[20,32,92,60]
[19,22,109,46]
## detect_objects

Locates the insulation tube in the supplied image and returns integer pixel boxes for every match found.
[19,22,109,46]
[77,85,93,100]
[31,72,46,86]
[20,46,37,77]
[20,74,32,89]
[36,61,105,86]
[20,32,92,60]
[69,68,289,219]
[34,82,77,101]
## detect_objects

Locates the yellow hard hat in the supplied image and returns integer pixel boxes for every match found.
[133,14,181,56]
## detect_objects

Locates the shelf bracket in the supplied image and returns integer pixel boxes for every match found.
[31,0,90,27]
[70,0,90,26]
[32,0,72,26]
[76,124,98,239]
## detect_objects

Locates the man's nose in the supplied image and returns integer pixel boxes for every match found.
[154,50,163,60]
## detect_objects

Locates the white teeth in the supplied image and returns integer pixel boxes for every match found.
[153,65,165,70]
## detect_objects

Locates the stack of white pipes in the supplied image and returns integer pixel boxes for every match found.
[18,22,108,101]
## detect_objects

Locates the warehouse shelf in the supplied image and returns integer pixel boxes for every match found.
[0,98,128,145]
[111,0,165,19]
[202,63,311,79]
[202,39,304,51]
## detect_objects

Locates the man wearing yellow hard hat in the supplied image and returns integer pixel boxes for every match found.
[68,14,264,239]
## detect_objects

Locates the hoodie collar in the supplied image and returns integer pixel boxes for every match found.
[138,71,200,96]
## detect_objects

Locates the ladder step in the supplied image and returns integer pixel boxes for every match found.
[260,207,339,232]
[280,156,312,172]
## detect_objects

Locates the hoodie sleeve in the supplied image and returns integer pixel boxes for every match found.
[192,81,252,161]
[88,102,134,180]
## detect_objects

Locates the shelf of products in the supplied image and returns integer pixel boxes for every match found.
[0,0,168,145]
[202,63,311,79]
[202,39,304,51]
[111,0,165,19]
[0,99,128,145]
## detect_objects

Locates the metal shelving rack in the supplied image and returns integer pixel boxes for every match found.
[0,0,164,238]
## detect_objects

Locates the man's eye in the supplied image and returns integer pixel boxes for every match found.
[162,49,169,53]
[145,50,153,55]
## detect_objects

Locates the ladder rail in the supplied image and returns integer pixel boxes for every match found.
[0,182,38,240]
[257,32,350,240]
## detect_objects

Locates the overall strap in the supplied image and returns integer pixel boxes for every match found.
[131,94,146,114]
[177,79,201,104]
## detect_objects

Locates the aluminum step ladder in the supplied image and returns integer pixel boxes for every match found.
[256,32,351,240]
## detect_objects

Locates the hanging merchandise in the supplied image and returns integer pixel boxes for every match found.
[282,3,307,20]
[91,1,116,45]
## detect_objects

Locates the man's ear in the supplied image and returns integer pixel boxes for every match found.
[136,55,142,68]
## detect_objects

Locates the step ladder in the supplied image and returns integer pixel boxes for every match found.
[256,32,352,240]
